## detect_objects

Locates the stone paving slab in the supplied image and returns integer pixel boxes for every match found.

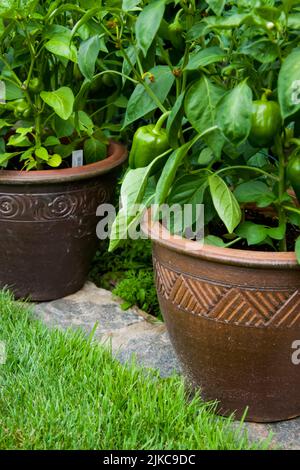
[34,281,300,450]
[34,282,181,378]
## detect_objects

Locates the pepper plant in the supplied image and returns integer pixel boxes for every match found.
[0,0,127,170]
[109,0,300,261]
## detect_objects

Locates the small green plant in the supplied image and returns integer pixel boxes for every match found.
[0,1,126,170]
[113,269,161,317]
[90,238,160,317]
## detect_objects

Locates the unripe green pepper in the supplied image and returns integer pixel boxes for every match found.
[90,75,103,93]
[287,151,300,204]
[248,91,282,148]
[129,112,170,170]
[28,78,42,93]
[102,73,115,87]
[168,10,184,50]
[158,19,171,41]
[73,64,82,81]
[12,99,31,119]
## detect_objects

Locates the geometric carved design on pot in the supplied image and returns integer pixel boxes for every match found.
[169,276,227,316]
[154,260,300,328]
[154,261,179,299]
[208,289,293,327]
[267,291,300,328]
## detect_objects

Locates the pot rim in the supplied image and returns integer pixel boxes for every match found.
[141,209,299,269]
[0,140,127,185]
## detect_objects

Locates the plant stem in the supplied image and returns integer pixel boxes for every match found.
[35,95,42,148]
[283,204,300,216]
[153,111,170,133]
[142,80,169,113]
[93,70,138,85]
[225,237,242,248]
[274,134,287,251]
[215,165,279,181]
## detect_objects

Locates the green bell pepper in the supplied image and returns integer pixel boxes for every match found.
[168,10,185,51]
[248,91,282,148]
[129,112,170,169]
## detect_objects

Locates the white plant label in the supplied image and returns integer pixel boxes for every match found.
[72,150,84,168]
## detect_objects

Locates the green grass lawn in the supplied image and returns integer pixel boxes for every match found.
[0,290,267,450]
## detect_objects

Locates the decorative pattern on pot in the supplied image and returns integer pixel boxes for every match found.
[154,259,300,328]
[0,186,110,222]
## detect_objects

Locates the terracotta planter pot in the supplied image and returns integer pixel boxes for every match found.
[142,214,300,422]
[0,141,127,301]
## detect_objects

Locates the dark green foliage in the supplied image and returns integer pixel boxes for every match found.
[113,269,161,318]
[89,238,160,317]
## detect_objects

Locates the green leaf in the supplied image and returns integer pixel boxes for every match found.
[135,0,166,57]
[122,45,136,85]
[278,49,300,120]
[288,13,300,29]
[74,110,94,135]
[198,147,215,166]
[0,152,20,166]
[35,147,49,161]
[41,87,74,120]
[78,35,101,80]
[20,148,34,161]
[44,136,61,146]
[239,39,279,64]
[206,0,225,16]
[254,6,281,22]
[155,142,191,210]
[8,134,31,147]
[0,119,10,129]
[45,36,77,63]
[84,137,107,163]
[234,181,275,204]
[186,22,207,41]
[185,46,226,70]
[236,222,286,245]
[15,127,33,136]
[124,66,174,127]
[267,224,286,240]
[204,235,226,247]
[208,174,241,233]
[122,0,141,11]
[47,154,62,168]
[53,116,74,138]
[109,151,168,251]
[236,221,267,245]
[166,92,184,148]
[167,174,208,205]
[204,13,248,31]
[216,81,253,145]
[185,75,225,158]
[2,81,23,100]
[295,235,300,264]
[53,144,75,158]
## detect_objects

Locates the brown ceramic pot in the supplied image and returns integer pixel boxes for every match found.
[0,141,127,301]
[142,214,300,423]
